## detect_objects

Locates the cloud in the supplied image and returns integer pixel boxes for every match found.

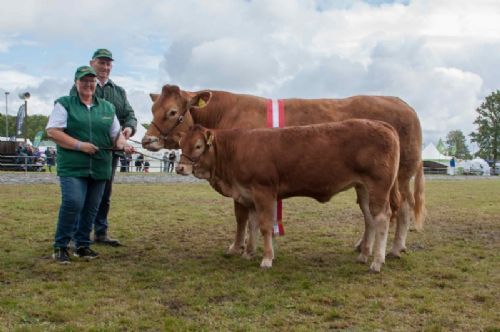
[0,0,499,145]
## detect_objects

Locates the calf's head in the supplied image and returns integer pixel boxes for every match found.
[142,84,212,151]
[176,125,215,180]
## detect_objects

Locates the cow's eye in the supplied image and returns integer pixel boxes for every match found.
[167,109,178,118]
[195,144,202,150]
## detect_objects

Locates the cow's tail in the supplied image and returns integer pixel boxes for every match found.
[413,160,426,231]
[389,177,401,224]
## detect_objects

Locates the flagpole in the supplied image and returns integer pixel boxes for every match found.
[18,92,30,143]
[4,92,8,138]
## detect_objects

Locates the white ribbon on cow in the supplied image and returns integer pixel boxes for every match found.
[267,99,285,236]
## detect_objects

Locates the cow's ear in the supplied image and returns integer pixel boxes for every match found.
[190,91,212,110]
[150,93,160,102]
[205,130,215,146]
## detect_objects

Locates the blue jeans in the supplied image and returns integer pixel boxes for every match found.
[93,155,119,237]
[54,176,106,249]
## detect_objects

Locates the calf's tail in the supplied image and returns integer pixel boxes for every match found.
[389,177,401,224]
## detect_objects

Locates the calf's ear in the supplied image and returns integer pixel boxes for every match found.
[150,93,160,102]
[190,91,212,110]
[205,130,214,146]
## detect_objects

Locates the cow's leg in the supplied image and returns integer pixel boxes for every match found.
[251,189,275,269]
[227,201,249,256]
[354,185,373,254]
[389,178,411,257]
[370,203,391,273]
[243,210,259,259]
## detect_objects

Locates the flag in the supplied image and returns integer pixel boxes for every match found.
[33,131,44,148]
[15,104,26,136]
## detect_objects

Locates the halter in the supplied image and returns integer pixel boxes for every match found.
[180,133,215,172]
[151,114,185,144]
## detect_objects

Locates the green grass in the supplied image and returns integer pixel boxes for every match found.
[0,180,499,331]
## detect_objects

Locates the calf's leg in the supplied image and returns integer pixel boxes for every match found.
[354,186,374,256]
[243,211,259,259]
[370,202,391,273]
[389,178,411,257]
[252,189,275,268]
[354,186,376,263]
[227,201,249,256]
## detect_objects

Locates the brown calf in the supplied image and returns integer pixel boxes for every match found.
[176,120,400,272]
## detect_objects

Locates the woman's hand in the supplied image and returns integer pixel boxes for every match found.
[79,142,99,155]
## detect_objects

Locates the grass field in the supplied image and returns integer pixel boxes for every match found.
[0,179,499,331]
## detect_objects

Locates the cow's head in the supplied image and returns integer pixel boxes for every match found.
[142,84,212,151]
[176,125,215,180]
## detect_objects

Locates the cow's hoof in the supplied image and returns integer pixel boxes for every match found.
[260,258,273,269]
[356,253,369,264]
[386,251,402,259]
[369,262,382,273]
[354,238,363,252]
[226,244,244,256]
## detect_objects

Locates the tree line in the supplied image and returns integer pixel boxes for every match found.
[0,114,50,142]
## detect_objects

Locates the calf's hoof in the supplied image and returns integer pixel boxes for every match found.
[369,261,383,273]
[260,258,273,269]
[226,243,244,256]
[356,253,369,264]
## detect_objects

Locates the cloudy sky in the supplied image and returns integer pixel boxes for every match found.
[1,0,499,148]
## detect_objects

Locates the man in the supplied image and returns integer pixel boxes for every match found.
[70,49,137,246]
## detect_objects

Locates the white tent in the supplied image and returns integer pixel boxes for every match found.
[422,143,452,163]
[457,158,491,176]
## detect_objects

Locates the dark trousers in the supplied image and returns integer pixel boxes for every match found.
[93,155,119,237]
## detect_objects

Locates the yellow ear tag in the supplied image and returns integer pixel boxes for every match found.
[206,134,214,146]
[198,99,206,107]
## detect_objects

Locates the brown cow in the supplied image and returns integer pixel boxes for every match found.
[176,121,400,272]
[142,85,425,258]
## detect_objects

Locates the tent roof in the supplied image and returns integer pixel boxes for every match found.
[422,142,452,161]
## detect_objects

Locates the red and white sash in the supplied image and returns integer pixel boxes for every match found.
[266,99,285,236]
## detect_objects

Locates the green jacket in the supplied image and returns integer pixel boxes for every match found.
[70,79,137,135]
[55,95,115,180]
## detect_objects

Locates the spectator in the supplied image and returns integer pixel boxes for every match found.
[135,153,144,172]
[162,151,169,172]
[45,147,56,172]
[168,150,176,173]
[46,65,133,264]
[143,159,150,173]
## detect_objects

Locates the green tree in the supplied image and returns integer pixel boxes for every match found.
[445,130,471,159]
[0,113,49,141]
[0,114,17,138]
[470,90,500,174]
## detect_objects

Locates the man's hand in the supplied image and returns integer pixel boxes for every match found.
[122,127,133,140]
[123,145,135,154]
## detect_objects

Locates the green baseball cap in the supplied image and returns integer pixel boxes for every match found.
[74,65,97,80]
[92,48,114,60]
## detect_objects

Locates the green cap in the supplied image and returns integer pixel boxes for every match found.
[92,48,114,60]
[74,65,97,80]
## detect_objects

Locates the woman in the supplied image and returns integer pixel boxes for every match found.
[46,65,133,264]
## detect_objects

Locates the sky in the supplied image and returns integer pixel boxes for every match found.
[0,0,499,149]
